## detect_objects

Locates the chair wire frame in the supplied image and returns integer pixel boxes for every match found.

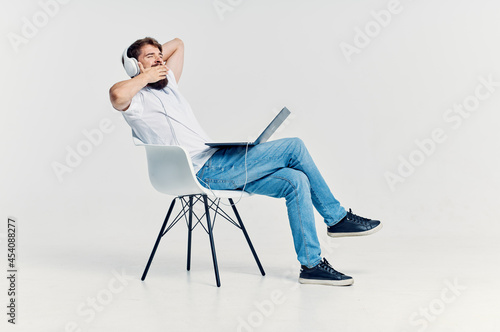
[140,194,265,287]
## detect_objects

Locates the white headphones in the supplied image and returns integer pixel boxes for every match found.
[122,48,140,78]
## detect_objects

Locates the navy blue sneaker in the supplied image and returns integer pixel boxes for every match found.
[299,258,353,286]
[327,209,382,238]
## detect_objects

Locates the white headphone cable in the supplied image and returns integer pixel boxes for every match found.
[196,141,250,207]
[147,87,181,146]
[147,87,250,206]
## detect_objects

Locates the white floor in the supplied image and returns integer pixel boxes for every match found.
[2,211,499,332]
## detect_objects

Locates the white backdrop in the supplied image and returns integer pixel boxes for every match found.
[1,0,500,331]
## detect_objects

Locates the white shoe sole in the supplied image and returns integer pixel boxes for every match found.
[298,277,354,286]
[327,222,383,238]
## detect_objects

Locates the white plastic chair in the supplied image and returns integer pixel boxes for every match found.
[134,138,265,287]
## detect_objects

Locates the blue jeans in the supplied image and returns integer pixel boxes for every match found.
[195,137,346,268]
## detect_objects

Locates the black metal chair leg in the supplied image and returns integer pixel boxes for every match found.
[228,198,266,276]
[141,198,176,281]
[203,195,221,287]
[187,196,193,271]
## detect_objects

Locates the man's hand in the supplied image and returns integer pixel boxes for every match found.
[138,62,170,83]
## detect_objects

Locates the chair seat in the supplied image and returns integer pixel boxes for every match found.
[206,190,253,199]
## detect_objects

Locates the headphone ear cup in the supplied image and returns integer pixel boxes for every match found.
[122,48,140,78]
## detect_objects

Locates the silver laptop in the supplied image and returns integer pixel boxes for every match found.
[205,107,291,147]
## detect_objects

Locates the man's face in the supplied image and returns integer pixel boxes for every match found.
[138,44,168,90]
[138,44,163,69]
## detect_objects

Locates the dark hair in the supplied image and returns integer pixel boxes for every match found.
[126,37,163,61]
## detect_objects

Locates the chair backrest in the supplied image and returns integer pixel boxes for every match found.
[133,138,207,196]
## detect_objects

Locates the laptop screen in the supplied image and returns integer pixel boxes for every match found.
[254,107,291,144]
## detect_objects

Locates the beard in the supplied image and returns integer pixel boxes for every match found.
[147,77,169,90]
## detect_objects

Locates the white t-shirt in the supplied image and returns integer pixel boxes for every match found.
[120,69,218,173]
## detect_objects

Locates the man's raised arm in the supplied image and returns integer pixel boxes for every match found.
[162,38,184,83]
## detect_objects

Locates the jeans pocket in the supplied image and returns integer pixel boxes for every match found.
[204,178,239,190]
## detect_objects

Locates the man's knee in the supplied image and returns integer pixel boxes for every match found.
[283,137,307,162]
[276,168,310,195]
[287,137,305,149]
